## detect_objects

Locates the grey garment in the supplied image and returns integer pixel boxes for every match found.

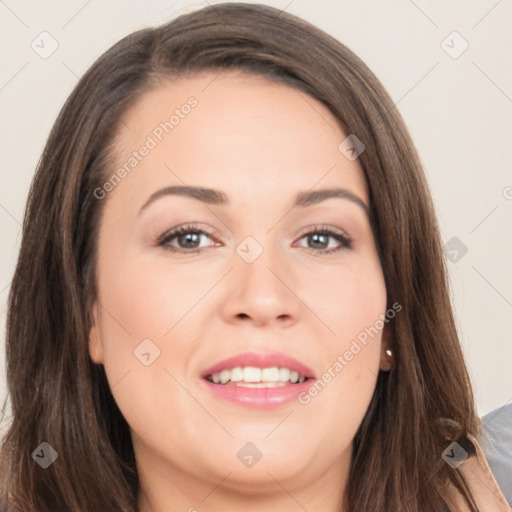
[478,402,512,507]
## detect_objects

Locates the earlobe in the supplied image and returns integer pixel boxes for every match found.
[380,345,395,371]
[379,320,396,372]
[88,302,104,364]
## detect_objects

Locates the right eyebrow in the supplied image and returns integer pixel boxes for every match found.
[139,185,229,214]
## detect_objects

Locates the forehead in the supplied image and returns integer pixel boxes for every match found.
[108,72,368,211]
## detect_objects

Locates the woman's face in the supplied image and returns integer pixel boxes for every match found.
[89,72,391,507]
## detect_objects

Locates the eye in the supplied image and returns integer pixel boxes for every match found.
[295,225,352,254]
[156,224,218,253]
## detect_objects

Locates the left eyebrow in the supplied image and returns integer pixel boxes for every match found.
[293,188,369,217]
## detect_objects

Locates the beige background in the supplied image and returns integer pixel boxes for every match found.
[0,0,511,420]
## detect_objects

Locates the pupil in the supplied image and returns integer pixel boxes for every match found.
[180,232,200,248]
[310,233,327,248]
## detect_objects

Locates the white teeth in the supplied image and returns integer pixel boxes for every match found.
[278,368,290,381]
[230,367,243,382]
[243,367,261,382]
[261,367,280,382]
[207,366,308,385]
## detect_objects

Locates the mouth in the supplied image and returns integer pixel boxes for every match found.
[200,351,315,408]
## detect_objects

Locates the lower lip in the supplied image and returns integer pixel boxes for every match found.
[201,379,315,408]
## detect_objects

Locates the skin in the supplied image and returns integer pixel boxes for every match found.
[89,72,394,512]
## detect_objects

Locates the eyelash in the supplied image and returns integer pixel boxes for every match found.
[156,223,352,255]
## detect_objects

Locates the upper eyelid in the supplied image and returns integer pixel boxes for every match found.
[157,223,217,242]
[295,224,351,239]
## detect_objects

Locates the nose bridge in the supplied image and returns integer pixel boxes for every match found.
[237,233,285,297]
[222,232,300,326]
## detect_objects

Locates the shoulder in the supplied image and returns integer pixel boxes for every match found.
[479,403,512,507]
[443,414,512,512]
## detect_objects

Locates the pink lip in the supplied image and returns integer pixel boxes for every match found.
[200,351,315,379]
[199,351,316,409]
[200,378,315,408]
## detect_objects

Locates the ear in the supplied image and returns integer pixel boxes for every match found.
[88,302,104,364]
[379,319,396,372]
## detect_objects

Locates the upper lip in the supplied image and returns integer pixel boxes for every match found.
[200,351,316,379]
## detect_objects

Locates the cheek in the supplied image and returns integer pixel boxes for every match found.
[93,247,225,421]
[93,255,211,455]
[297,253,386,411]
[95,246,222,344]
[297,252,387,346]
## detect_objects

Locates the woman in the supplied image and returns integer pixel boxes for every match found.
[0,3,509,511]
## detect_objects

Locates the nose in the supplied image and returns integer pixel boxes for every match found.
[220,242,302,329]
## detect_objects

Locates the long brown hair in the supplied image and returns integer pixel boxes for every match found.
[1,3,481,510]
